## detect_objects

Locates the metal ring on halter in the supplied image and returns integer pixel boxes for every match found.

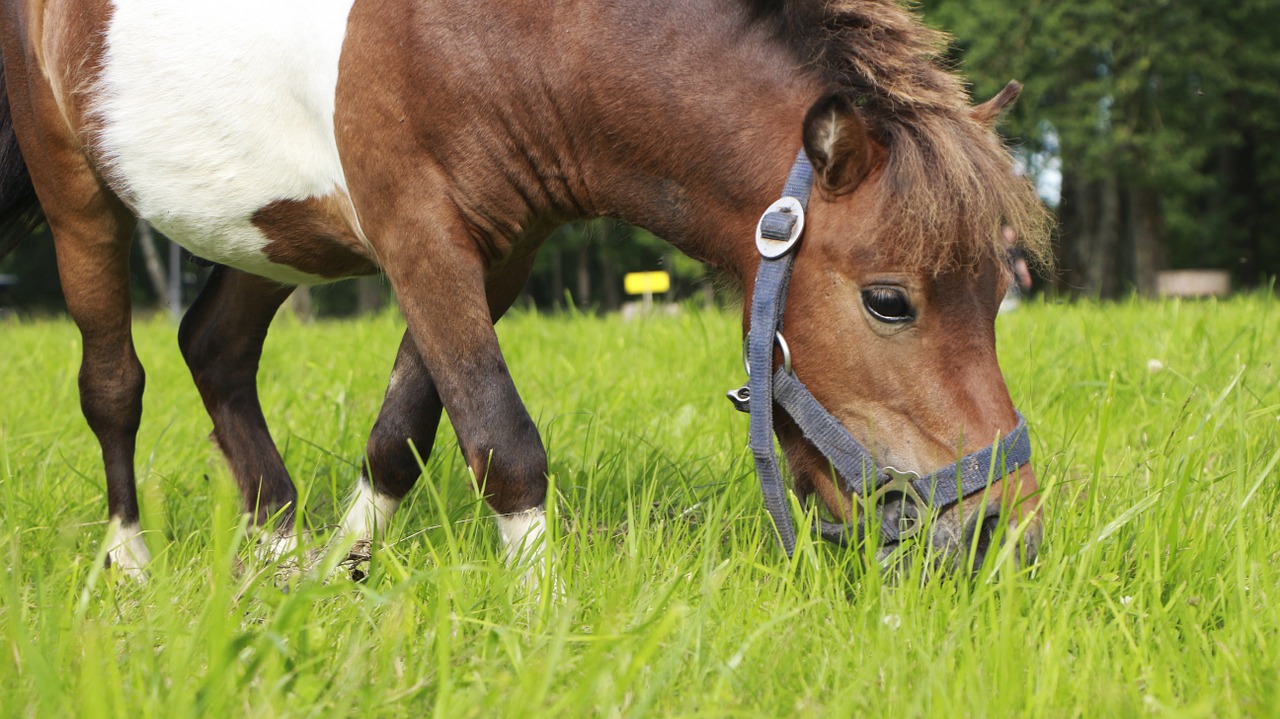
[742,332,793,377]
[775,333,792,375]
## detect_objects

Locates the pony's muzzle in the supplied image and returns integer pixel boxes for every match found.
[938,462,1042,572]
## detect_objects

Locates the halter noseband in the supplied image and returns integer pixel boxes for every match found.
[728,150,1032,557]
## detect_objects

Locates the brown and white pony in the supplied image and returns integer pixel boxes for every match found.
[0,0,1051,576]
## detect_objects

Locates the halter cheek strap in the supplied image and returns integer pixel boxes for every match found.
[729,149,1033,557]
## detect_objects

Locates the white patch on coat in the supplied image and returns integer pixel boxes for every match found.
[104,518,151,578]
[95,0,362,285]
[496,506,548,565]
[339,480,401,542]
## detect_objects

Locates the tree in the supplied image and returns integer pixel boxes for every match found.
[526,219,710,312]
[926,0,1280,295]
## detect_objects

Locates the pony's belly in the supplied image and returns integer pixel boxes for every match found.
[150,217,307,284]
[147,209,373,286]
[95,0,365,285]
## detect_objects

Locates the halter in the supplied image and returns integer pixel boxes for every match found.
[727,150,1032,556]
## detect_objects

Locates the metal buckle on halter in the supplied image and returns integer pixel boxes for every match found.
[755,197,806,258]
[727,332,793,413]
[868,467,927,540]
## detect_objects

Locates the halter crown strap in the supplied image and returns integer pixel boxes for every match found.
[737,150,1033,557]
[745,150,814,554]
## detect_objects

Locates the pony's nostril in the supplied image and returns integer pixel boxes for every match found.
[1022,518,1044,565]
[963,509,1042,569]
[964,512,1003,568]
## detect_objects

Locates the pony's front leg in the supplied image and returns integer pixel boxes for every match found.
[338,329,442,553]
[341,255,546,567]
[178,266,298,558]
[376,241,549,569]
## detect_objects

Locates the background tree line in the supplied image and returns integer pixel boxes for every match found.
[0,219,711,317]
[2,0,1276,315]
[926,0,1280,296]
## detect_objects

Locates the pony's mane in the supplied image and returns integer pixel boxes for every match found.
[746,0,1052,274]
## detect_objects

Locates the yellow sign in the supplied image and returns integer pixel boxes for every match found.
[624,271,671,295]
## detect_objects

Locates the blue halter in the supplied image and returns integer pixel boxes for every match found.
[727,150,1032,556]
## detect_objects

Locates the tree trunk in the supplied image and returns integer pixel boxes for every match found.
[135,221,170,312]
[1056,170,1110,295]
[167,239,183,319]
[550,248,564,309]
[288,286,313,322]
[1091,175,1123,297]
[600,248,620,311]
[575,243,591,309]
[1052,170,1081,295]
[355,276,384,314]
[1129,186,1166,296]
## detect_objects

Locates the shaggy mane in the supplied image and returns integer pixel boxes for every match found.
[745,0,1052,274]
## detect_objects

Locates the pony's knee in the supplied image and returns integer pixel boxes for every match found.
[78,352,145,436]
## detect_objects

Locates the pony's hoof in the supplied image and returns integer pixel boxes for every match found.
[334,538,372,582]
[315,528,375,583]
[519,565,565,603]
[235,530,310,585]
[254,530,300,564]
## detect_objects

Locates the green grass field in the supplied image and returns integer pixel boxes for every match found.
[1,295,1278,717]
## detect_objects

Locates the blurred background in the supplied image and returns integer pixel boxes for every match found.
[927,0,1279,299]
[1,0,1275,317]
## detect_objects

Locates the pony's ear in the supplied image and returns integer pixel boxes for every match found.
[971,80,1022,128]
[802,93,880,196]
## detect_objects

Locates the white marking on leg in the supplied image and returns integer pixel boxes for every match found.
[496,506,547,565]
[104,518,151,578]
[254,528,299,564]
[339,480,401,543]
[496,506,563,599]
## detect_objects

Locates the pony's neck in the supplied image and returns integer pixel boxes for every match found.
[547,2,822,279]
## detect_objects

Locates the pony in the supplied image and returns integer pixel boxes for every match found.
[0,0,1051,576]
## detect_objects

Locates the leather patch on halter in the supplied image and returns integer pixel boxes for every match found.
[251,194,377,280]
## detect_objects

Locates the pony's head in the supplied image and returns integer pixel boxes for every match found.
[745,2,1052,569]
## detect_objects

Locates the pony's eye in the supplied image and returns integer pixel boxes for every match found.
[861,287,914,323]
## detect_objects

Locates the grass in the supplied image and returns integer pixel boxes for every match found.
[1,294,1279,717]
